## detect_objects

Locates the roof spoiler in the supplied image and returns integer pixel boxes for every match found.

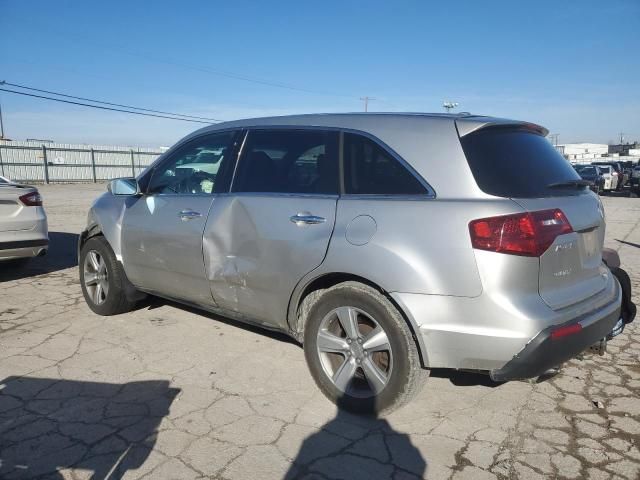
[456,117,548,138]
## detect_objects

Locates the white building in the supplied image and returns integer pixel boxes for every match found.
[555,143,609,161]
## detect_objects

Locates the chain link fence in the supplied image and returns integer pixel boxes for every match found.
[0,140,164,183]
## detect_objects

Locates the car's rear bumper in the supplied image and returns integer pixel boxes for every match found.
[0,214,48,260]
[490,297,621,381]
[0,239,49,260]
[391,265,622,373]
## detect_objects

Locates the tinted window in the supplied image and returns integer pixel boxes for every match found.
[344,133,427,195]
[148,131,236,195]
[460,127,583,198]
[233,130,338,194]
[594,162,621,173]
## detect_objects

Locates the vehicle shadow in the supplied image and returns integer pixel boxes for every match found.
[429,368,503,387]
[601,188,636,198]
[0,376,179,479]
[0,232,78,282]
[285,396,427,479]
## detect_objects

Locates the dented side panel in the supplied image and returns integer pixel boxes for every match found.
[203,194,337,330]
[85,192,127,260]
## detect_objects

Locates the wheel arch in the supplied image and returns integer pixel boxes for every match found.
[288,271,428,368]
[78,198,127,263]
[78,222,104,264]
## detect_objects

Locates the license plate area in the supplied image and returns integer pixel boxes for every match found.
[581,229,598,256]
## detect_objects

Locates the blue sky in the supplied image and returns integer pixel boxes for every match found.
[1,0,638,146]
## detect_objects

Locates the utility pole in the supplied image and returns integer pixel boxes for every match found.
[0,98,5,139]
[360,96,375,112]
[443,101,459,113]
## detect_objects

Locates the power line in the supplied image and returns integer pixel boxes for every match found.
[2,81,224,122]
[0,88,215,124]
[39,27,360,100]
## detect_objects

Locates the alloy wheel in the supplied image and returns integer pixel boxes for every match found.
[316,306,393,398]
[83,250,109,305]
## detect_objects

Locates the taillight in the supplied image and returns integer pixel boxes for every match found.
[19,191,43,206]
[469,209,573,257]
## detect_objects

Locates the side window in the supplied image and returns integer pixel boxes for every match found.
[233,130,339,194]
[147,131,237,195]
[344,133,427,195]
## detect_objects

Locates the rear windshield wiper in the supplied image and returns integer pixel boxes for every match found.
[547,179,592,189]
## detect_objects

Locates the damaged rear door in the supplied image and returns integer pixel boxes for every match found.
[203,128,339,330]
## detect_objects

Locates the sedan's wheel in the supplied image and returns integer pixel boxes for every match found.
[79,236,138,316]
[304,281,428,415]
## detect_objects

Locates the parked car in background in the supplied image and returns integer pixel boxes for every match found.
[630,165,640,191]
[622,162,634,184]
[594,164,618,191]
[611,162,629,188]
[573,164,605,194]
[593,161,625,190]
[0,179,48,263]
[79,113,623,414]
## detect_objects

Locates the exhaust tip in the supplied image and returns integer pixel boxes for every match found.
[587,338,607,356]
[37,248,47,257]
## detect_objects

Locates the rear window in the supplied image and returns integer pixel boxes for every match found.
[460,127,583,198]
[576,166,597,175]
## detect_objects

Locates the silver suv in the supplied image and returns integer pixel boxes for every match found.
[79,113,622,413]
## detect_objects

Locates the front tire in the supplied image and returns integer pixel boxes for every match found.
[303,281,428,415]
[79,236,138,315]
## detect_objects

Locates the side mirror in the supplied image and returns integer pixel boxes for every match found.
[108,178,140,196]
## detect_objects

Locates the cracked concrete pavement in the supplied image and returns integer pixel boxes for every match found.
[0,183,639,479]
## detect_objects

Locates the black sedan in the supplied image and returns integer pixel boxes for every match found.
[573,164,605,194]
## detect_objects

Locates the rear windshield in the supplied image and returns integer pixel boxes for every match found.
[594,162,620,172]
[576,166,597,175]
[460,126,583,198]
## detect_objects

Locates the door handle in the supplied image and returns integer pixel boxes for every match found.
[290,213,326,225]
[179,210,203,221]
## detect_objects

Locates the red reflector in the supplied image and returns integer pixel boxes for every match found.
[18,191,43,207]
[469,209,573,257]
[551,323,583,340]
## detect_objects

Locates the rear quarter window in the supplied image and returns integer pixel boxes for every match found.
[344,133,427,195]
[460,126,583,198]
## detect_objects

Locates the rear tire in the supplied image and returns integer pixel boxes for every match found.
[79,236,138,316]
[303,281,428,415]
